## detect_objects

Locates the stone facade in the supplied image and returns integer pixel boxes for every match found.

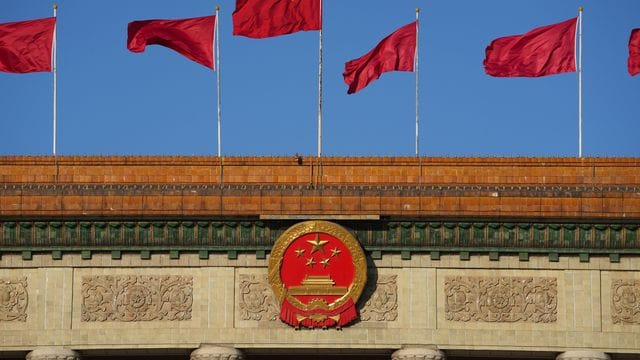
[0,254,637,356]
[1,156,638,359]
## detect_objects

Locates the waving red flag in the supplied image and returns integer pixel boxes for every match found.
[233,0,321,39]
[127,15,215,69]
[343,21,417,94]
[629,29,640,76]
[484,17,577,77]
[0,17,56,73]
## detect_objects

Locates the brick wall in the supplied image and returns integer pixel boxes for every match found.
[1,156,639,219]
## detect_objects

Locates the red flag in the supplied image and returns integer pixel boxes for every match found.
[343,21,417,94]
[127,15,215,69]
[233,0,321,39]
[629,28,640,76]
[0,17,56,73]
[484,17,577,77]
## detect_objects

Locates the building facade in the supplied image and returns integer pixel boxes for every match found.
[0,156,639,360]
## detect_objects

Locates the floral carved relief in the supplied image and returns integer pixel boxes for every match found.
[81,275,192,322]
[612,279,640,324]
[360,275,398,321]
[445,276,557,323]
[238,274,278,321]
[0,277,28,322]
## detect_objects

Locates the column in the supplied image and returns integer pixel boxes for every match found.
[556,351,610,360]
[190,345,244,360]
[391,347,445,360]
[26,347,80,360]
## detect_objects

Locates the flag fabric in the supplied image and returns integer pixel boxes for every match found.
[484,17,577,77]
[232,0,321,39]
[0,17,56,73]
[629,28,640,76]
[343,21,417,94]
[127,15,215,69]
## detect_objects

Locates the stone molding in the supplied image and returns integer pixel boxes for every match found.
[238,274,278,321]
[611,279,640,324]
[360,274,398,321]
[26,347,80,360]
[190,345,244,360]
[81,275,192,322]
[445,276,557,323]
[0,276,28,322]
[391,347,445,360]
[556,350,610,360]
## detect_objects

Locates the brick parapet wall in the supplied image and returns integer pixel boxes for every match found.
[1,156,639,219]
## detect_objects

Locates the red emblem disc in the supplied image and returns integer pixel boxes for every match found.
[268,221,367,328]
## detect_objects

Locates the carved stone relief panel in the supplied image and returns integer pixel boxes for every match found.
[612,279,640,325]
[0,277,28,322]
[238,274,278,321]
[360,274,398,321]
[81,275,192,322]
[445,276,557,323]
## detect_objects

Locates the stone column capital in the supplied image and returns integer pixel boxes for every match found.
[190,345,244,360]
[26,347,80,360]
[556,351,610,360]
[391,347,445,360]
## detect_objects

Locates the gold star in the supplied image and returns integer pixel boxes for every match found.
[320,258,330,268]
[307,236,329,254]
[305,257,316,267]
[331,247,341,257]
[294,248,305,257]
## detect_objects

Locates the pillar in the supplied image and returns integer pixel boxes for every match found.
[190,345,244,360]
[391,347,445,360]
[26,347,80,360]
[556,351,610,360]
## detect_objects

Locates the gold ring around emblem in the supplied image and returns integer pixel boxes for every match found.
[267,220,367,312]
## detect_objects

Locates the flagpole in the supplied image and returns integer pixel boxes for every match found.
[215,5,221,158]
[578,6,583,158]
[317,0,323,158]
[52,4,58,180]
[52,4,58,157]
[415,8,420,157]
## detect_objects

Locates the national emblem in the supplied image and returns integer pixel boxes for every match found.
[268,221,367,328]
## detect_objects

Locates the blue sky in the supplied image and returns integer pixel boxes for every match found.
[1,0,639,157]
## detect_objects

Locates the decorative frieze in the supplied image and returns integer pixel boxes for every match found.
[445,276,557,323]
[1,220,637,252]
[360,275,398,321]
[611,279,640,324]
[238,274,278,321]
[81,275,192,322]
[0,277,28,322]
